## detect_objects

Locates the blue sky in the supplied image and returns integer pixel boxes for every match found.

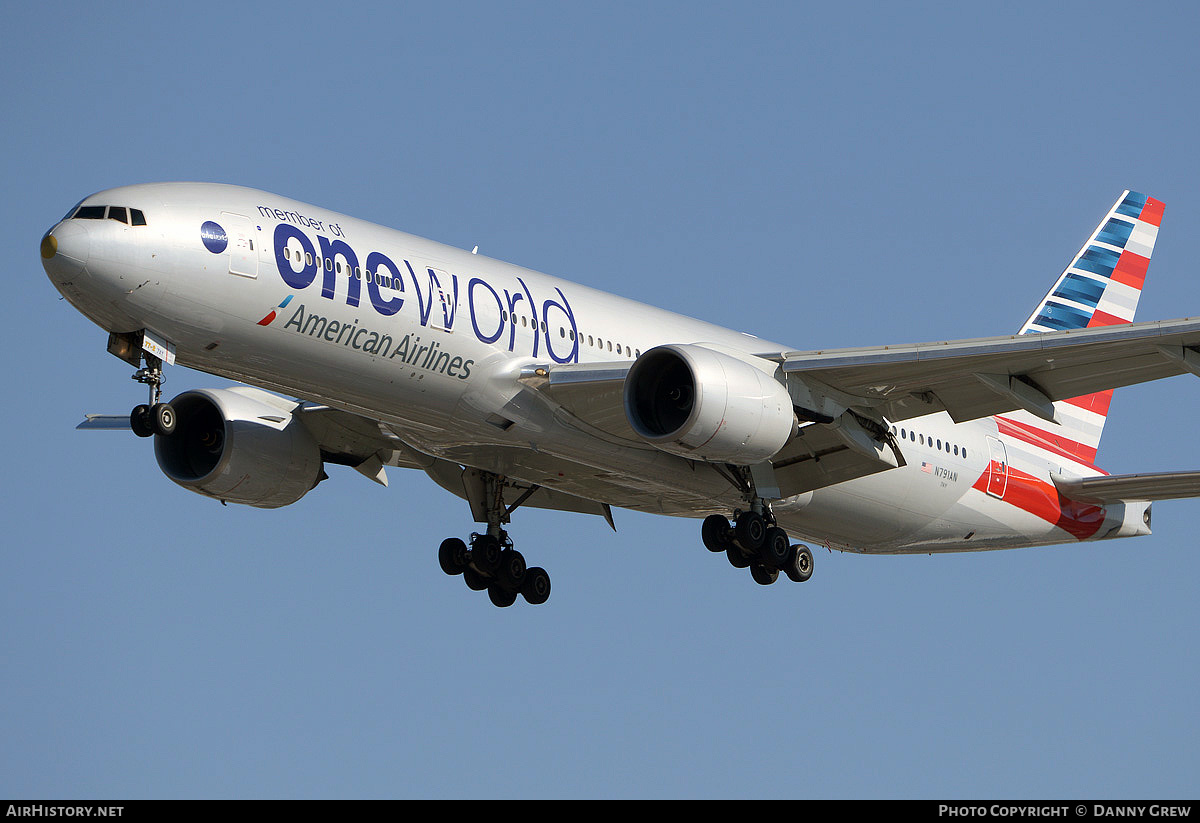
[2,1,1198,799]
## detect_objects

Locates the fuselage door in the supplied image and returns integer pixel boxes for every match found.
[428,267,454,332]
[985,436,1009,498]
[222,212,258,278]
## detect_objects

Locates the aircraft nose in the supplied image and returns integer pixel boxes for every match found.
[44,219,90,263]
[41,220,90,284]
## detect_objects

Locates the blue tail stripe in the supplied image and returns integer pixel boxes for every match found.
[1096,218,1134,249]
[1074,246,1121,277]
[1034,302,1094,331]
[1053,273,1106,307]
[1115,191,1148,218]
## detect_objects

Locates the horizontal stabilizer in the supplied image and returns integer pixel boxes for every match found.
[77,414,131,430]
[1054,470,1200,503]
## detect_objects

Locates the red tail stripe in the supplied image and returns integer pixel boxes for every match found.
[1109,250,1149,290]
[995,416,1100,468]
[1087,308,1128,327]
[1061,391,1112,417]
[1139,198,1165,228]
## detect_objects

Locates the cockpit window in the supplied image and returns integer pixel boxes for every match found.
[69,204,148,225]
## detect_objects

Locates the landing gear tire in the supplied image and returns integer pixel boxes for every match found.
[439,538,469,576]
[150,402,176,437]
[701,515,731,552]
[496,549,527,592]
[463,567,491,591]
[726,544,751,569]
[521,567,551,605]
[488,585,518,608]
[759,526,791,568]
[784,544,814,583]
[470,534,503,576]
[750,564,779,586]
[733,511,766,554]
[130,404,154,438]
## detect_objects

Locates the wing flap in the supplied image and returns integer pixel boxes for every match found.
[517,361,649,444]
[766,419,904,497]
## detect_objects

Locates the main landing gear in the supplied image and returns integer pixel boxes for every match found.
[128,353,176,438]
[701,508,814,586]
[438,531,551,607]
[436,472,552,607]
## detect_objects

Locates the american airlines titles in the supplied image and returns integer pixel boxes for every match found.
[265,218,580,373]
[281,303,473,380]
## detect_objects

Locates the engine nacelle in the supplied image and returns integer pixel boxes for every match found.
[153,387,323,508]
[623,344,796,464]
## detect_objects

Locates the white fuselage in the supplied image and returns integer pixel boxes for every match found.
[42,183,1151,554]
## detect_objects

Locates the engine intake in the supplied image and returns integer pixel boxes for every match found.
[624,344,796,464]
[154,388,323,508]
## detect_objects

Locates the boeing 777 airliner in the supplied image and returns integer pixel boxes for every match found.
[40,184,1200,606]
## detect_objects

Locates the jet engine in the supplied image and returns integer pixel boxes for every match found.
[623,344,796,464]
[153,387,324,508]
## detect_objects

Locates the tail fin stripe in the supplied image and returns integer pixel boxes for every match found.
[1087,308,1129,327]
[1115,191,1149,219]
[1093,279,1140,318]
[996,416,1100,466]
[1109,250,1150,289]
[1053,273,1107,305]
[1125,223,1159,259]
[1073,246,1122,277]
[1062,392,1112,416]
[1136,198,1164,227]
[1096,218,1135,249]
[1032,303,1093,331]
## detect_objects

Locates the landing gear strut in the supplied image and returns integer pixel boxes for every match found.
[437,472,552,607]
[701,505,814,586]
[128,353,176,438]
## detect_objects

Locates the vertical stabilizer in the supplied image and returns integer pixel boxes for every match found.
[998,191,1164,465]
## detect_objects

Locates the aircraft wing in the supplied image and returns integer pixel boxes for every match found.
[776,316,1200,426]
[519,318,1200,500]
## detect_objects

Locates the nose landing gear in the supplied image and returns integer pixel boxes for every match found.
[128,353,177,438]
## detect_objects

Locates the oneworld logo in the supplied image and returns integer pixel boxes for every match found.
[200,221,228,254]
[265,217,581,364]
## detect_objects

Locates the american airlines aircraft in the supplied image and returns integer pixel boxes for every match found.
[40,184,1200,606]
